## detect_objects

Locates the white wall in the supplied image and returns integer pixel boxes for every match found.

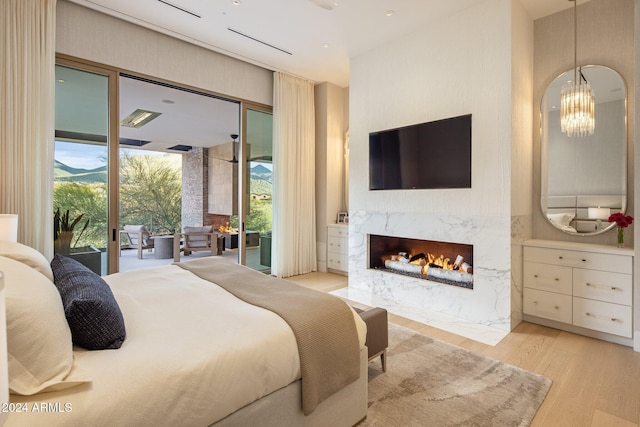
[349,0,530,330]
[350,0,512,218]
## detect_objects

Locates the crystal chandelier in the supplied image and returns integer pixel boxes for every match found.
[560,0,595,137]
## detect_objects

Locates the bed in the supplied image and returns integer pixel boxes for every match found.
[0,242,368,427]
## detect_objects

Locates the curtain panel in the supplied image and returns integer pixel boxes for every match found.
[0,0,56,257]
[272,72,317,278]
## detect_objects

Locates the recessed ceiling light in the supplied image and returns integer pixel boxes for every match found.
[323,43,330,48]
[120,109,162,128]
[385,10,395,17]
[233,0,240,5]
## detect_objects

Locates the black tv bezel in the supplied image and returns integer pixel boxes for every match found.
[368,114,472,191]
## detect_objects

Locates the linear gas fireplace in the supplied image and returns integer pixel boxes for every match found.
[368,234,474,289]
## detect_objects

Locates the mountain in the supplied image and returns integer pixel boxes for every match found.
[54,160,107,183]
[55,159,272,196]
[250,164,272,196]
[250,164,272,181]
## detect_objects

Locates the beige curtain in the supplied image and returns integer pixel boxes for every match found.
[0,0,56,257]
[272,72,317,278]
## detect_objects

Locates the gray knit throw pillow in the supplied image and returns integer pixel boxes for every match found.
[51,254,126,350]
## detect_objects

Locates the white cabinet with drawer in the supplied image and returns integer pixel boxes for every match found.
[327,224,348,274]
[523,239,634,346]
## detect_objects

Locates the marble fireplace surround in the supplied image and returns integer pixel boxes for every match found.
[368,234,474,289]
[336,210,514,345]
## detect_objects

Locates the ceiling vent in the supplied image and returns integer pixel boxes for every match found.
[167,144,192,152]
[119,138,151,147]
[157,0,201,18]
[227,28,292,55]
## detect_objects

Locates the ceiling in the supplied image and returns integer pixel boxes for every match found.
[58,0,583,155]
[68,0,580,88]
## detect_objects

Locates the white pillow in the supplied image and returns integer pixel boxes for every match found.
[547,213,575,228]
[0,241,53,281]
[0,256,90,395]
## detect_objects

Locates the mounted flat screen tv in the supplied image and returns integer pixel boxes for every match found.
[369,114,472,190]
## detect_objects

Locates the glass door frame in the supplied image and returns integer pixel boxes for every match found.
[238,102,273,267]
[55,55,120,274]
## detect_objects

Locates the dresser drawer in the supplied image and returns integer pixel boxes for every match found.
[327,235,347,254]
[523,288,572,323]
[573,269,632,306]
[524,246,631,274]
[327,251,348,271]
[328,225,348,238]
[523,262,572,295]
[573,297,632,338]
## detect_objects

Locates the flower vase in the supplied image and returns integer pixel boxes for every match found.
[616,227,624,248]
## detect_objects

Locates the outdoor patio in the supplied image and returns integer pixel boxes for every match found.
[118,245,268,273]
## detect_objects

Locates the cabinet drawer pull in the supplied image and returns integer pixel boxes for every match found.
[533,274,560,282]
[558,256,587,263]
[586,312,591,316]
[585,283,620,292]
[554,306,559,310]
[611,318,619,322]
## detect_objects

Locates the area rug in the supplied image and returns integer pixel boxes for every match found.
[361,323,551,427]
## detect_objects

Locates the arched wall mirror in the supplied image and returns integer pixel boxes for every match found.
[541,65,627,235]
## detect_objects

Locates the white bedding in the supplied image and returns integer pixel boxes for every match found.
[6,263,366,427]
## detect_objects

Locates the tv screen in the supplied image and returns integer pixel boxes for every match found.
[369,114,472,190]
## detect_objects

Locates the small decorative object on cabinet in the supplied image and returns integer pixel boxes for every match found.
[607,212,633,248]
[327,224,348,275]
[523,239,634,349]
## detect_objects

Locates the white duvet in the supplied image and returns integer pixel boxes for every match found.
[6,263,366,427]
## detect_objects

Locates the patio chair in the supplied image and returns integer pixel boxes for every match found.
[120,225,155,259]
[173,225,223,262]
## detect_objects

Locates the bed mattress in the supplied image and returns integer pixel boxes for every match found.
[5,261,365,427]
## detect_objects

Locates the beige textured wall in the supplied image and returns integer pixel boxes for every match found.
[533,0,635,245]
[634,0,639,348]
[510,0,535,330]
[314,82,348,272]
[55,1,273,106]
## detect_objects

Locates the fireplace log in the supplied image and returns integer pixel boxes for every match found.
[461,262,473,274]
[384,259,423,275]
[427,267,473,285]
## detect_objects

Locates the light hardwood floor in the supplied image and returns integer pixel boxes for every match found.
[286,271,640,427]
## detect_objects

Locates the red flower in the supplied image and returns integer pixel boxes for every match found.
[608,213,634,228]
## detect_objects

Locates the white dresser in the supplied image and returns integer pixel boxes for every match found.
[327,224,348,275]
[523,239,634,347]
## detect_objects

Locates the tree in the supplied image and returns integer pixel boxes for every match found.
[54,182,107,248]
[119,153,182,234]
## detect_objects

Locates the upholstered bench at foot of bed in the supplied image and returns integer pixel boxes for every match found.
[353,307,388,372]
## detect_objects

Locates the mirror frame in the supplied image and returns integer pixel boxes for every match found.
[540,65,628,236]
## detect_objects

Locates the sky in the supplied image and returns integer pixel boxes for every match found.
[55,141,181,170]
[55,141,272,172]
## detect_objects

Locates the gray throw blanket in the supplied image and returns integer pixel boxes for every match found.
[176,258,361,415]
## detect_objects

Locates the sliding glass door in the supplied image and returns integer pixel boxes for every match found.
[240,106,273,272]
[54,62,117,274]
[55,58,272,273]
